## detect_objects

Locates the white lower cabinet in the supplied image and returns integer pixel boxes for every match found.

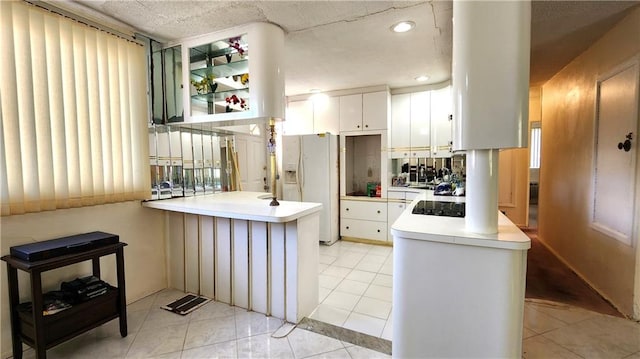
[340,199,388,242]
[387,201,406,242]
[341,218,388,241]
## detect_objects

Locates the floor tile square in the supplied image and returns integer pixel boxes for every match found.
[180,340,237,359]
[126,323,188,358]
[323,291,361,311]
[309,304,351,326]
[319,286,332,302]
[237,333,294,358]
[319,254,338,265]
[323,265,353,278]
[235,310,283,338]
[345,269,376,284]
[364,284,392,302]
[353,296,392,319]
[319,274,343,290]
[372,273,392,288]
[343,312,386,337]
[183,317,237,349]
[355,259,384,273]
[334,279,369,296]
[287,328,345,358]
[523,335,581,359]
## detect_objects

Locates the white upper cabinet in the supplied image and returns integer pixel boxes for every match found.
[362,91,389,131]
[410,91,431,157]
[313,96,339,134]
[339,94,363,132]
[430,86,453,157]
[283,96,339,135]
[283,100,313,135]
[389,91,431,158]
[390,94,411,158]
[339,91,389,133]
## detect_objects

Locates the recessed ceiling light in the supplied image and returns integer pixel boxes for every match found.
[391,21,415,33]
[415,75,430,82]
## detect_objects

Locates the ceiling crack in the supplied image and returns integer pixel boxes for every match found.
[287,1,429,34]
[429,1,442,35]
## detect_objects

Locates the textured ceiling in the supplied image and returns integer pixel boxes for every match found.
[56,0,639,95]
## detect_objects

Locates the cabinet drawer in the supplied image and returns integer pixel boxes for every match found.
[341,200,387,220]
[387,191,406,200]
[340,218,387,241]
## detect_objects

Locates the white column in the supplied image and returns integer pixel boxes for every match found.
[465,149,499,234]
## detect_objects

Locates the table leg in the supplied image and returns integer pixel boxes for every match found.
[7,264,23,359]
[116,247,128,337]
[92,257,101,278]
[30,272,46,359]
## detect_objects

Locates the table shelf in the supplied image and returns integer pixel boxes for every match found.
[2,237,127,359]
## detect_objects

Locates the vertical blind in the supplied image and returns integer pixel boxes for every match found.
[1,0,150,216]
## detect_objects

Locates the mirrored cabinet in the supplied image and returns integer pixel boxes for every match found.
[179,22,284,124]
[148,124,241,200]
[151,43,183,124]
[189,35,250,117]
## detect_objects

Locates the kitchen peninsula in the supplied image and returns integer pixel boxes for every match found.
[391,191,530,357]
[142,191,321,323]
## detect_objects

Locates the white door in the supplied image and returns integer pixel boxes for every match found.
[592,60,639,245]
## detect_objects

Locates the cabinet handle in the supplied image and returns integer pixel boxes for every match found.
[377,210,381,214]
[346,226,350,230]
[346,208,349,211]
[357,125,360,128]
[365,124,369,128]
[377,229,381,233]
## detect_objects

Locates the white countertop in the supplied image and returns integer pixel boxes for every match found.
[391,192,530,250]
[142,191,322,223]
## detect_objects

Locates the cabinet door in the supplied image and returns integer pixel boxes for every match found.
[410,91,431,157]
[390,94,411,159]
[339,94,363,132]
[341,218,388,242]
[341,200,387,221]
[283,100,313,135]
[430,86,453,157]
[387,201,406,241]
[363,91,389,131]
[314,96,339,134]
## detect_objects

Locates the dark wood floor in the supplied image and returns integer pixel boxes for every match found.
[523,228,622,317]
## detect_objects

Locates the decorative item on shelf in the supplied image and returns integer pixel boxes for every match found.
[228,36,245,56]
[225,94,248,111]
[231,73,249,86]
[191,74,217,95]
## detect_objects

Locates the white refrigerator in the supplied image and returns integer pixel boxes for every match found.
[282,133,339,245]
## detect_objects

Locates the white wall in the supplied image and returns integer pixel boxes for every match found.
[0,201,167,357]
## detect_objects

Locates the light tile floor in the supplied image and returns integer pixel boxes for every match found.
[312,241,393,339]
[18,288,390,359]
[312,240,640,358]
[14,240,640,358]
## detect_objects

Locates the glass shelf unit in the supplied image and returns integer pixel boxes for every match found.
[190,59,248,80]
[189,34,249,117]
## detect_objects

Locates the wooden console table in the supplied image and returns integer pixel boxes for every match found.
[1,242,128,359]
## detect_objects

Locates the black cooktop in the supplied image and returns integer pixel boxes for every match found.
[412,200,465,218]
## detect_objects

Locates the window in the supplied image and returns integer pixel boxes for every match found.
[529,123,541,169]
[0,1,149,216]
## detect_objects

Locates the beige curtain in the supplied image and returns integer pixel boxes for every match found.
[0,0,150,216]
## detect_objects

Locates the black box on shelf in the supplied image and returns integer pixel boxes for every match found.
[10,231,119,262]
